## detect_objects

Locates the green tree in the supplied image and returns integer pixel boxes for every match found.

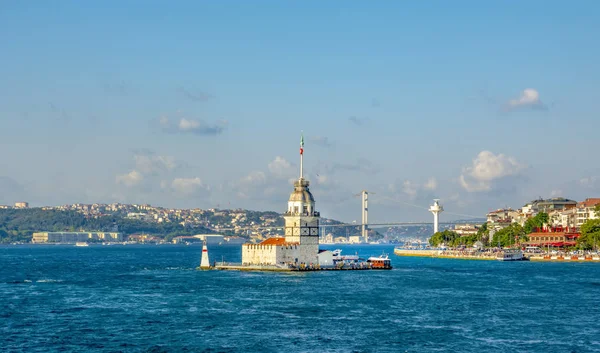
[476,223,489,245]
[524,212,549,234]
[429,230,460,247]
[577,219,600,250]
[492,223,527,248]
[595,204,600,218]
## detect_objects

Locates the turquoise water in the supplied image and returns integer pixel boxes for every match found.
[1,244,599,352]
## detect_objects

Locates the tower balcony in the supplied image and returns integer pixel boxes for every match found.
[284,211,320,217]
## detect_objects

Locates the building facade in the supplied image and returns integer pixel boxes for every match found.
[576,198,600,226]
[32,232,123,243]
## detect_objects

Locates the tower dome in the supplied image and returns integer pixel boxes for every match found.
[288,179,315,203]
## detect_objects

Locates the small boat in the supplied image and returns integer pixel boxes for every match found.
[496,249,528,261]
[367,253,393,269]
[332,249,359,263]
[75,242,89,247]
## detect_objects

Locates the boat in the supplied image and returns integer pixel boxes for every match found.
[367,253,393,269]
[332,249,359,262]
[496,249,528,261]
[75,242,89,247]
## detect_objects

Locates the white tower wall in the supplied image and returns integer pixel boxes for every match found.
[429,199,444,235]
[200,241,211,269]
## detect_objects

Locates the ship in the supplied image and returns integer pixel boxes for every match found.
[496,249,528,261]
[367,253,393,269]
[75,242,89,247]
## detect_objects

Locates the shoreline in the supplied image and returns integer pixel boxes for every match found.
[394,249,600,262]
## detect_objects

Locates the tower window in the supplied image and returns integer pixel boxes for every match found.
[294,206,299,213]
[303,206,308,214]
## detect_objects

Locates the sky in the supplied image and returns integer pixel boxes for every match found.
[1,1,599,223]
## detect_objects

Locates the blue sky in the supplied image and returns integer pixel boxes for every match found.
[1,1,599,222]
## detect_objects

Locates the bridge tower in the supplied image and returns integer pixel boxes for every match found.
[429,199,444,234]
[356,190,374,243]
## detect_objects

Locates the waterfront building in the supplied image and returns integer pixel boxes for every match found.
[576,198,600,226]
[486,208,519,226]
[32,232,123,243]
[454,224,480,236]
[242,135,321,266]
[526,197,577,213]
[527,228,580,248]
[548,208,577,228]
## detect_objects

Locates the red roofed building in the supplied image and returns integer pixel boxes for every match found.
[527,227,580,248]
[576,198,600,226]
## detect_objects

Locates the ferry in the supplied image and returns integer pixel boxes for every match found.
[332,249,360,264]
[497,249,528,262]
[367,254,393,269]
[75,242,89,247]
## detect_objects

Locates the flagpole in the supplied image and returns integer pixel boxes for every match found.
[300,132,303,179]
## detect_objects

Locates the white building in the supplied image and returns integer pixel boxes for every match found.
[32,232,123,243]
[242,136,322,266]
[14,202,29,209]
[454,224,479,236]
[576,198,600,226]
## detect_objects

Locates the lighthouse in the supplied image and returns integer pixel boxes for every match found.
[200,240,211,269]
[429,199,444,234]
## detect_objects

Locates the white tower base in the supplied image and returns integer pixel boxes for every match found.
[200,241,211,269]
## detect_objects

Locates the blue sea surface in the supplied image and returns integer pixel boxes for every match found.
[1,244,599,352]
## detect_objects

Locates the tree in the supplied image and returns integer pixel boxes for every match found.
[492,223,526,248]
[577,219,600,250]
[429,230,460,247]
[476,223,490,245]
[524,212,549,234]
[595,204,600,218]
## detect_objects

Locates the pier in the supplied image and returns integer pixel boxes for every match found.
[212,262,382,272]
[394,248,498,260]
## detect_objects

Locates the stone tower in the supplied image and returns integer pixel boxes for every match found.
[283,133,320,264]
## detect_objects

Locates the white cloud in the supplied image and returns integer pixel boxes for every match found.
[241,171,267,185]
[402,180,418,198]
[178,118,200,131]
[550,189,563,197]
[234,171,267,199]
[316,174,330,185]
[268,156,294,178]
[423,177,437,191]
[506,88,545,110]
[134,154,176,174]
[388,177,438,200]
[160,115,227,135]
[580,176,598,188]
[310,136,333,148]
[170,177,208,195]
[159,115,169,126]
[459,151,524,192]
[116,170,143,187]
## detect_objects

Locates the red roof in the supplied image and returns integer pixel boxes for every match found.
[259,237,299,246]
[578,198,600,208]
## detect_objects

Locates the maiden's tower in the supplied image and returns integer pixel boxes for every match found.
[241,134,321,266]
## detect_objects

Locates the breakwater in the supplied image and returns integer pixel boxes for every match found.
[394,248,498,260]
[394,248,600,262]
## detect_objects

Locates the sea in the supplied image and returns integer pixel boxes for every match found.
[1,244,599,353]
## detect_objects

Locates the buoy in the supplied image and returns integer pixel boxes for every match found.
[200,240,211,269]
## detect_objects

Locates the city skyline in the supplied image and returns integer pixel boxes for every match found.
[1,1,599,222]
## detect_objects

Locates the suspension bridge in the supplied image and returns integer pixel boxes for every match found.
[207,192,483,238]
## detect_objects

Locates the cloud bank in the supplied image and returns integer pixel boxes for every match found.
[160,116,227,135]
[459,151,525,192]
[505,88,546,111]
